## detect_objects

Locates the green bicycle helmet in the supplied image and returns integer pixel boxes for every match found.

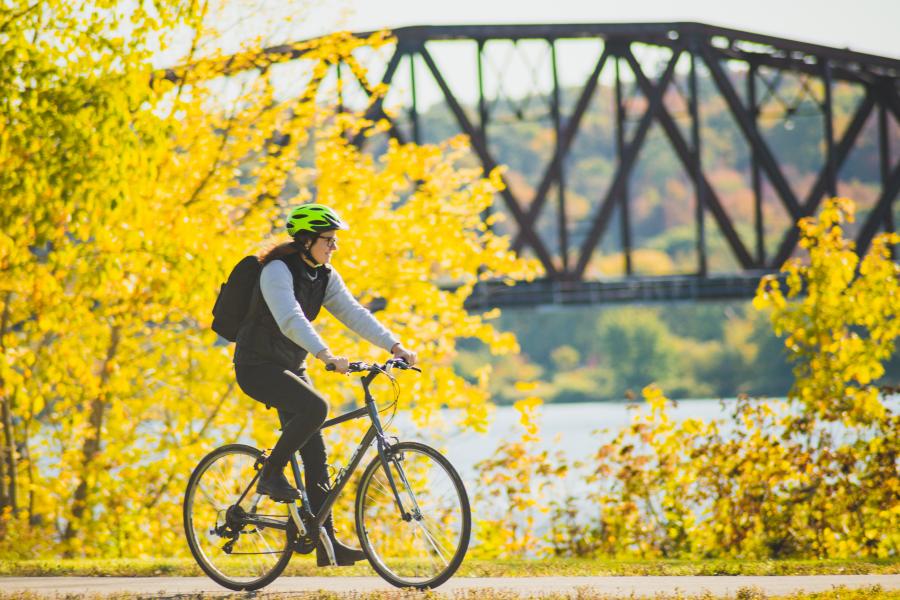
[286,203,348,236]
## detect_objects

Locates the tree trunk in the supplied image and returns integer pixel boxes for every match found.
[0,292,16,520]
[0,392,15,516]
[63,326,120,547]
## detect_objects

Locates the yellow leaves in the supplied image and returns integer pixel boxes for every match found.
[641,384,669,419]
[458,398,493,434]
[487,166,507,191]
[474,394,557,558]
[753,198,899,428]
[752,275,782,311]
[513,395,543,442]
[681,418,702,436]
[868,436,884,453]
[846,387,887,423]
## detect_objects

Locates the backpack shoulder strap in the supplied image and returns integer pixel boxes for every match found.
[247,259,265,315]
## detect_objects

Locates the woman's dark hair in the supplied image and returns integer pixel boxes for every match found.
[258,232,318,265]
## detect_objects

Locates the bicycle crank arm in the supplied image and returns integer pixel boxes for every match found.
[288,503,308,537]
[319,529,337,566]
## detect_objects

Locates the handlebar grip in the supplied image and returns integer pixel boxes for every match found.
[325,363,336,372]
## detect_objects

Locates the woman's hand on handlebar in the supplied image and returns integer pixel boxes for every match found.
[316,349,350,374]
[390,342,417,367]
[328,357,350,374]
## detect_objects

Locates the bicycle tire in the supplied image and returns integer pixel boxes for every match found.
[183,444,293,591]
[355,441,471,589]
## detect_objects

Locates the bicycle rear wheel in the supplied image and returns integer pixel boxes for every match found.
[183,444,293,591]
[355,441,471,589]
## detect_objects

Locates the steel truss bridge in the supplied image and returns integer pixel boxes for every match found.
[199,23,900,309]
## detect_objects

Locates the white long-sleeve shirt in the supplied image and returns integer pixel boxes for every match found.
[259,260,398,359]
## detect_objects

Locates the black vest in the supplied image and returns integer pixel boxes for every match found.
[233,253,331,371]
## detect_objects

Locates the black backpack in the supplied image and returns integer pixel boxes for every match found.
[211,256,261,342]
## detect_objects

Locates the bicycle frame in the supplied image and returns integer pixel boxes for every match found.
[235,362,411,563]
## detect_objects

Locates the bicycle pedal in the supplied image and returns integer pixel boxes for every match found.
[271,497,297,504]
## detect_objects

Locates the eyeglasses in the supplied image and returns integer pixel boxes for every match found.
[318,236,338,249]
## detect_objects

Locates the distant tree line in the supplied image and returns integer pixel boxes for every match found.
[456,300,900,403]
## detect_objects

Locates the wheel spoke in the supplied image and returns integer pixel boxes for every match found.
[412,522,441,572]
[370,475,394,498]
[197,483,221,510]
[415,519,450,565]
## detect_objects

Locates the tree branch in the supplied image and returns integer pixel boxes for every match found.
[144,382,235,510]
[0,3,39,34]
[63,325,121,547]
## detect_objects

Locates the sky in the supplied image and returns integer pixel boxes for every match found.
[311,0,899,59]
[171,0,899,112]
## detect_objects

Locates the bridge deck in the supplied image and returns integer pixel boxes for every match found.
[465,273,785,310]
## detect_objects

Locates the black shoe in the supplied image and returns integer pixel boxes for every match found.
[316,521,366,566]
[256,469,301,502]
[317,536,366,566]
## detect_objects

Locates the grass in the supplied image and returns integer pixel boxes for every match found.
[1,557,899,577]
[0,584,899,599]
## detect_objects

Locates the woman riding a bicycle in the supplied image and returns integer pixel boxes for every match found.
[232,202,417,567]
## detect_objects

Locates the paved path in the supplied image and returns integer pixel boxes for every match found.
[1,575,898,597]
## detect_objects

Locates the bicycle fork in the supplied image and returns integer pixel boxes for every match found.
[376,439,422,522]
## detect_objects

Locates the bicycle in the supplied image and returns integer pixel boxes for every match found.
[183,358,471,591]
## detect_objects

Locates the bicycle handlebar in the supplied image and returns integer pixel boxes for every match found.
[325,357,421,374]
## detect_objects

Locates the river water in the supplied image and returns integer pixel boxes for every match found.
[390,398,743,481]
[385,395,899,500]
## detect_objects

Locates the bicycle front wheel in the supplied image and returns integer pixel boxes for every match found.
[183,444,293,591]
[355,441,471,589]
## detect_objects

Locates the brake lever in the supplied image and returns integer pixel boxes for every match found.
[388,358,421,373]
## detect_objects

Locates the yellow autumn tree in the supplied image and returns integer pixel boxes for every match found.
[755,197,900,427]
[0,0,538,558]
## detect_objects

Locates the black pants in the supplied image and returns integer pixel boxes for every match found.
[235,362,330,514]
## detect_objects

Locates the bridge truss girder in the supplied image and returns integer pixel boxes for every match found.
[360,24,899,279]
[186,23,900,307]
